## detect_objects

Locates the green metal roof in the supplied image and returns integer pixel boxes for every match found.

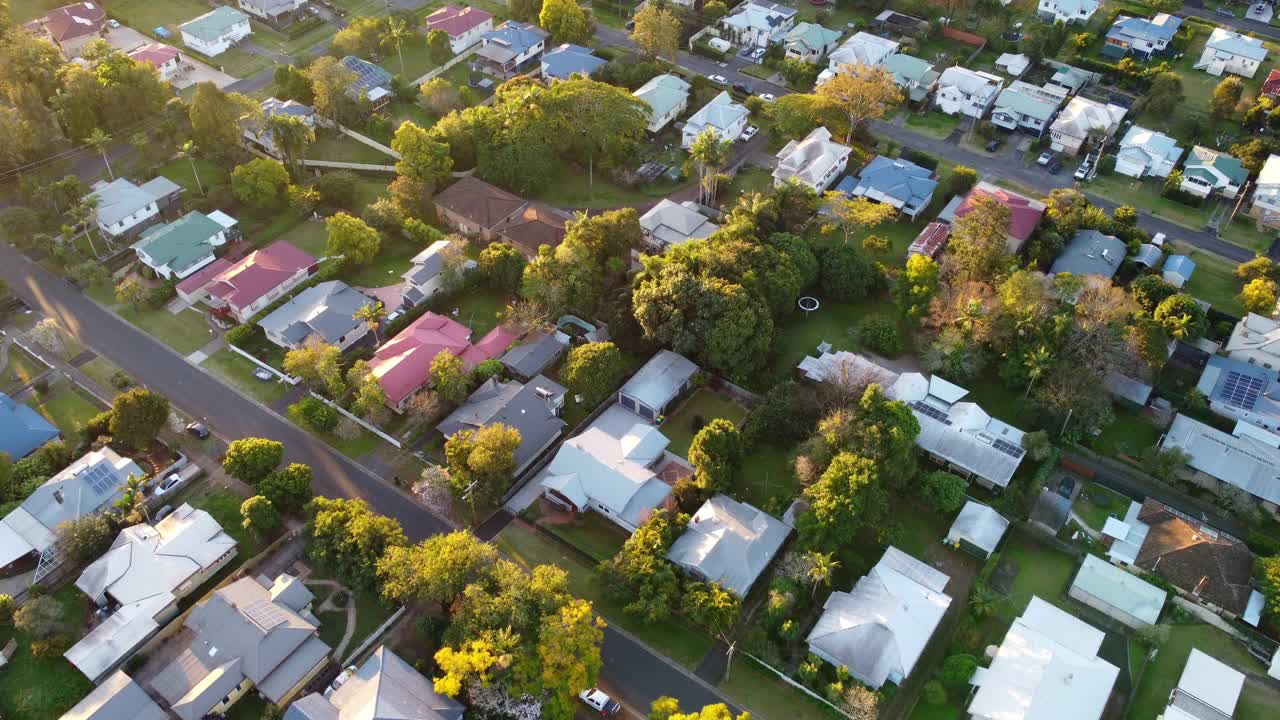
[180,6,249,43]
[133,211,224,275]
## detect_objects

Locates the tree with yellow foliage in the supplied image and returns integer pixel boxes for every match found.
[815,62,902,142]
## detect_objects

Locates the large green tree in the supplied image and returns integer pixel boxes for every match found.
[391,120,453,189]
[223,437,285,484]
[108,388,169,448]
[308,497,409,590]
[537,599,605,720]
[325,212,381,267]
[189,82,258,162]
[947,194,1011,283]
[796,452,886,550]
[259,463,314,512]
[378,531,499,612]
[562,342,626,407]
[687,419,742,493]
[443,423,523,506]
[231,158,290,208]
[539,0,591,44]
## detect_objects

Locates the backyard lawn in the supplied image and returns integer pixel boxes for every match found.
[105,0,209,34]
[661,388,750,458]
[1178,247,1246,316]
[1,344,48,392]
[343,233,424,288]
[201,349,292,405]
[379,36,440,81]
[274,218,330,258]
[999,530,1079,615]
[440,287,513,339]
[764,294,913,388]
[1090,408,1161,460]
[0,585,93,720]
[735,443,797,510]
[496,521,715,669]
[1071,481,1133,532]
[306,131,396,165]
[156,158,227,198]
[1128,623,1277,720]
[29,382,103,438]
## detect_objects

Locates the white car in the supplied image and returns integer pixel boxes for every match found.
[153,473,182,497]
[740,125,759,141]
[750,47,766,60]
[107,19,120,28]
[578,688,621,716]
[252,367,274,382]
[759,93,776,103]
[707,74,728,86]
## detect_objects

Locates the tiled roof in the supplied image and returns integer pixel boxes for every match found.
[425,5,493,36]
[434,176,527,231]
[205,241,316,312]
[43,2,105,42]
[956,182,1045,242]
[494,203,569,255]
[370,312,473,405]
[128,43,180,67]
[1134,498,1253,615]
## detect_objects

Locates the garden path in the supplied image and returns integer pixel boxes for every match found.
[308,578,359,660]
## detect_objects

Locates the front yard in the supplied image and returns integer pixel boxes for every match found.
[1177,247,1247,316]
[904,111,962,140]
[0,585,93,720]
[28,381,104,438]
[1,344,48,392]
[200,349,292,405]
[306,131,396,165]
[1128,623,1278,720]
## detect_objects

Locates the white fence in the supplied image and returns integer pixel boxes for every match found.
[227,343,301,385]
[307,391,402,449]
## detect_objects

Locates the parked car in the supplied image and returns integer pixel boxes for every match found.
[1074,162,1092,180]
[750,47,766,60]
[707,74,728,86]
[579,689,621,717]
[759,93,776,103]
[740,125,759,141]
[154,505,175,522]
[1047,158,1063,175]
[107,19,120,28]
[1216,7,1236,17]
[185,422,210,439]
[1037,151,1055,166]
[732,81,753,96]
[386,308,404,324]
[624,20,634,30]
[153,473,183,497]
[985,139,1003,152]
[1056,475,1076,500]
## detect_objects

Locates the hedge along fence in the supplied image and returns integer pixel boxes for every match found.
[307,390,401,449]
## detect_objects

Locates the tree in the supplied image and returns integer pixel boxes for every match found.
[189,83,257,161]
[433,640,504,697]
[354,301,388,344]
[108,388,169,448]
[308,497,409,590]
[946,194,1011,283]
[508,0,541,22]
[818,244,882,301]
[1239,277,1278,315]
[383,16,411,75]
[223,437,285,484]
[241,496,281,537]
[815,62,902,142]
[1131,273,1178,314]
[478,241,526,292]
[14,595,63,638]
[114,277,144,306]
[332,16,386,59]
[540,0,591,44]
[430,349,471,404]
[895,253,940,321]
[631,3,680,62]
[56,514,115,564]
[766,93,847,139]
[114,473,150,524]
[796,452,885,550]
[273,64,314,103]
[265,113,315,178]
[682,581,740,636]
[703,0,728,18]
[325,212,381,267]
[306,56,360,126]
[687,419,741,493]
[444,423,522,506]
[922,470,967,513]
[1258,555,1280,619]
[378,531,498,610]
[803,550,839,597]
[86,128,113,179]
[598,510,685,621]
[1237,255,1275,282]
[427,28,452,63]
[538,599,605,720]
[420,77,462,115]
[231,158,290,208]
[941,654,978,688]
[392,121,453,188]
[562,342,626,407]
[1154,293,1207,339]
[177,141,205,195]
[260,463,313,513]
[1212,76,1244,118]
[1146,72,1184,117]
[284,338,347,397]
[822,193,896,246]
[688,127,732,205]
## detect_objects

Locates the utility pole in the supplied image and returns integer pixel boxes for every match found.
[1225,179,1251,232]
[723,640,736,682]
[461,479,479,523]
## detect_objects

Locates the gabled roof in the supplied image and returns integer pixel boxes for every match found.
[179,6,250,42]
[499,327,569,378]
[1225,311,1280,358]
[908,221,951,258]
[1118,126,1183,167]
[722,1,797,35]
[1070,554,1166,625]
[1050,96,1126,139]
[370,312,472,406]
[639,199,719,247]
[1206,27,1268,62]
[1164,254,1196,279]
[424,5,493,37]
[806,547,951,688]
[945,501,1009,555]
[89,177,179,228]
[882,53,937,86]
[262,96,315,120]
[62,670,166,720]
[1185,146,1249,186]
[937,66,1003,99]
[176,258,233,297]
[401,239,452,288]
[772,126,851,188]
[668,495,790,596]
[43,2,106,42]
[285,646,464,720]
[541,43,606,80]
[258,281,371,347]
[828,32,899,67]
[995,53,1030,76]
[1163,412,1280,510]
[493,202,570,255]
[845,155,937,213]
[341,56,393,95]
[797,350,900,385]
[954,182,1046,243]
[128,43,180,67]
[434,176,527,231]
[132,211,226,276]
[436,376,566,473]
[1049,229,1126,278]
[992,82,1060,121]
[785,22,841,53]
[686,91,749,134]
[478,21,547,62]
[634,74,691,120]
[0,392,58,460]
[1130,495,1254,615]
[619,350,698,413]
[205,241,316,312]
[1168,650,1244,720]
[1107,13,1183,44]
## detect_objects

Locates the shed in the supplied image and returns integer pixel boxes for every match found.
[1133,243,1163,268]
[617,350,698,421]
[1068,554,1167,629]
[1163,254,1196,288]
[944,501,1009,558]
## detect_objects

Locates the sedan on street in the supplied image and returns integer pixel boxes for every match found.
[707,74,728,86]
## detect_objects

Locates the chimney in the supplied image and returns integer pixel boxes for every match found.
[53,490,64,505]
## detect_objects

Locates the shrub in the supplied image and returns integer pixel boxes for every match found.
[922,680,947,706]
[0,594,13,623]
[941,654,978,688]
[31,633,72,659]
[288,397,339,431]
[224,324,257,348]
[921,470,967,512]
[109,371,132,389]
[902,148,939,170]
[857,316,901,356]
[82,410,114,443]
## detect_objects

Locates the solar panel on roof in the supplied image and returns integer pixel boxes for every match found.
[244,598,288,631]
[1218,370,1264,411]
[911,400,952,426]
[992,438,1025,459]
[81,464,115,495]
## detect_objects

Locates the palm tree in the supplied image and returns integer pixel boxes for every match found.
[178,141,205,196]
[267,113,316,178]
[115,473,150,524]
[86,128,114,180]
[354,301,388,344]
[383,17,411,76]
[688,127,731,206]
[1023,345,1052,399]
[804,550,840,598]
[66,196,101,258]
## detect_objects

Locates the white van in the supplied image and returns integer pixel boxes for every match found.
[708,37,731,53]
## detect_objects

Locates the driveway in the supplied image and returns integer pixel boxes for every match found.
[103,24,237,89]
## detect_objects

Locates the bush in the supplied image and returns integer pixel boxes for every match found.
[692,41,726,61]
[82,410,114,443]
[224,324,257,348]
[288,397,339,431]
[941,654,978,688]
[312,171,358,210]
[109,371,132,389]
[902,148,939,170]
[32,378,49,396]
[0,594,13,623]
[31,633,72,659]
[857,316,901,356]
[922,680,947,706]
[922,470,967,512]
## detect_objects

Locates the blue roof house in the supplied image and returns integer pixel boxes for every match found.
[0,393,58,459]
[840,155,938,219]
[540,44,605,81]
[340,56,393,110]
[476,21,548,76]
[1103,13,1182,60]
[1163,255,1196,288]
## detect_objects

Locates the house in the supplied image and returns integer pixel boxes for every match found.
[882,54,939,102]
[1037,0,1100,24]
[1049,229,1127,279]
[145,574,330,719]
[175,258,234,306]
[944,500,1009,559]
[1197,28,1268,78]
[796,349,899,386]
[1104,371,1154,406]
[179,6,252,58]
[784,23,841,62]
[424,5,494,54]
[1115,126,1183,178]
[639,199,719,251]
[825,32,898,75]
[476,21,548,76]
[718,1,797,48]
[63,671,166,720]
[536,405,685,532]
[258,281,372,351]
[967,597,1119,720]
[1249,153,1280,227]
[1164,413,1280,508]
[772,127,851,193]
[1049,65,1092,93]
[934,66,1003,118]
[33,2,106,58]
[1225,312,1280,368]
[1030,487,1072,533]
[870,9,927,34]
[65,504,238,682]
[370,312,515,410]
[499,327,570,381]
[0,392,59,460]
[840,155,937,220]
[682,91,750,148]
[990,80,1067,136]
[994,52,1030,77]
[127,44,182,82]
[1163,254,1196,288]
[1181,145,1249,199]
[88,176,183,239]
[436,375,567,476]
[433,176,529,241]
[495,203,571,256]
[667,494,790,596]
[131,210,236,281]
[1067,554,1166,630]
[1197,353,1280,433]
[941,182,1046,253]
[617,350,698,422]
[244,97,316,158]
[1104,13,1183,60]
[1266,68,1280,98]
[806,547,951,689]
[238,0,307,24]
[0,447,143,583]
[284,646,463,720]
[1049,96,1127,155]
[908,221,951,258]
[633,74,691,133]
[340,56,393,111]
[204,241,317,323]
[399,239,476,308]
[1163,650,1245,720]
[541,43,605,81]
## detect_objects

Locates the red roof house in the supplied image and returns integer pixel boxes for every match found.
[1264,69,1280,98]
[908,221,951,258]
[950,181,1046,253]
[371,312,474,409]
[460,326,519,365]
[425,5,494,47]
[175,258,234,304]
[42,2,106,43]
[204,241,317,322]
[128,43,180,68]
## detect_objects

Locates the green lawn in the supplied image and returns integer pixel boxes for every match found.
[387,101,436,134]
[764,294,913,388]
[723,167,774,205]
[1178,247,1246,316]
[310,570,397,658]
[1087,174,1212,234]
[105,0,210,34]
[909,703,965,720]
[0,585,93,720]
[535,510,629,563]
[720,656,845,720]
[201,348,292,405]
[1071,481,1133,532]
[224,694,271,720]
[343,233,427,288]
[78,355,125,393]
[1091,407,1161,459]
[191,488,265,555]
[895,504,954,559]
[443,287,513,338]
[1219,214,1277,255]
[496,521,715,669]
[29,383,103,438]
[116,304,215,356]
[528,167,690,210]
[1001,530,1079,615]
[379,35,440,81]
[904,111,962,140]
[1128,623,1277,720]
[1,344,49,393]
[274,218,329,258]
[661,388,750,458]
[353,177,391,209]
[11,0,71,22]
[249,19,336,58]
[736,442,796,510]
[306,131,396,165]
[157,157,228,198]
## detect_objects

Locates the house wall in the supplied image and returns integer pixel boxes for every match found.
[1049,129,1086,155]
[435,204,498,241]
[646,97,688,133]
[211,678,255,717]
[1250,188,1280,228]
[230,267,313,323]
[1114,155,1149,179]
[1066,585,1152,629]
[681,112,748,148]
[60,32,99,59]
[446,19,493,54]
[1199,49,1262,78]
[934,87,993,119]
[182,20,251,58]
[1037,0,1095,24]
[99,201,161,238]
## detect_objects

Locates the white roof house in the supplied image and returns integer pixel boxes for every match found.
[1164,649,1245,720]
[718,0,797,48]
[88,176,182,238]
[618,350,698,421]
[667,494,790,596]
[1049,97,1127,155]
[1197,28,1268,78]
[968,597,1120,720]
[1037,0,1100,25]
[1225,312,1280,369]
[990,80,1066,136]
[639,199,718,250]
[1103,500,1149,566]
[995,52,1030,76]
[66,504,238,682]
[944,501,1009,558]
[772,126,852,192]
[1162,413,1280,506]
[1251,154,1280,227]
[1115,126,1183,179]
[797,350,899,386]
[934,66,1004,118]
[1067,554,1167,629]
[682,91,750,148]
[806,547,951,689]
[633,74,691,133]
[64,670,167,720]
[827,32,899,72]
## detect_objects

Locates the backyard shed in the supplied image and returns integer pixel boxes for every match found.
[1067,554,1167,629]
[617,350,698,421]
[944,501,1009,558]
